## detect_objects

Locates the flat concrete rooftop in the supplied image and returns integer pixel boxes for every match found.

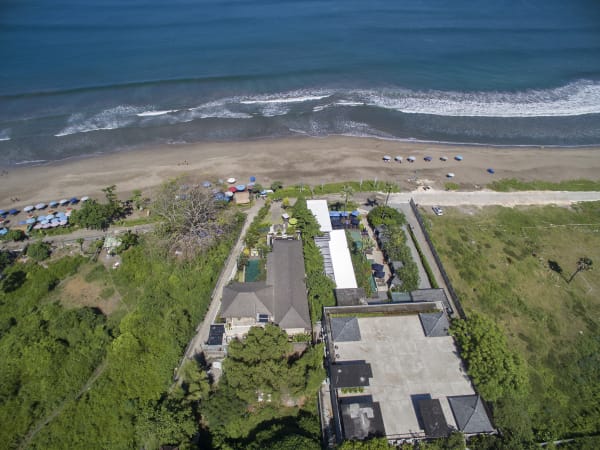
[332,315,474,438]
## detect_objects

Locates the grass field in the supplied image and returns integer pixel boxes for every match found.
[426,202,600,440]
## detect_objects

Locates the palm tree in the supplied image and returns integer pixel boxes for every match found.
[341,185,354,213]
[568,257,593,283]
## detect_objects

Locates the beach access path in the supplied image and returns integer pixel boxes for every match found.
[388,189,600,206]
[177,201,262,373]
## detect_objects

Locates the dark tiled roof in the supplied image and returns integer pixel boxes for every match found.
[331,317,361,342]
[268,240,311,330]
[340,396,386,440]
[418,398,450,438]
[448,395,494,434]
[220,282,272,318]
[219,240,310,332]
[331,361,372,388]
[419,311,450,337]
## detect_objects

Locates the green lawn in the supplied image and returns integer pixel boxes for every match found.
[427,202,600,441]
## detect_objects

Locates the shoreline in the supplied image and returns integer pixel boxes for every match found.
[1,135,600,208]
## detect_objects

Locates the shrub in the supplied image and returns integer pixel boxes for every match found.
[26,241,52,261]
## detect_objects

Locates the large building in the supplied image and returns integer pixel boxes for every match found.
[220,239,311,336]
[322,302,494,443]
[306,199,358,290]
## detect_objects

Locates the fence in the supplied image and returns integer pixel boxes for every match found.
[408,199,467,320]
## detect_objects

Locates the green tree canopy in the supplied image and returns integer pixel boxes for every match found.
[451,313,528,402]
[26,240,51,261]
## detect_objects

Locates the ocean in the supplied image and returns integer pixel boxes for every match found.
[1,0,600,166]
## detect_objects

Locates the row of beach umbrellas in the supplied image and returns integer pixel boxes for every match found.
[21,196,88,213]
[383,154,464,162]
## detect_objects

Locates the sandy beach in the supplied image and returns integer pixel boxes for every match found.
[1,136,600,207]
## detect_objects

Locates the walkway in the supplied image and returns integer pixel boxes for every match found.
[177,202,262,373]
[388,190,600,207]
[395,203,458,316]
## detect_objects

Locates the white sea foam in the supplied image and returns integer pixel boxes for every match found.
[136,109,179,117]
[15,159,48,165]
[239,90,331,105]
[0,129,11,141]
[55,105,143,137]
[355,80,600,117]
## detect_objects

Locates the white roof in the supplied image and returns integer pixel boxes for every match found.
[329,230,358,289]
[306,199,332,232]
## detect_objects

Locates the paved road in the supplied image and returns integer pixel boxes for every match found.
[389,190,600,206]
[178,201,263,369]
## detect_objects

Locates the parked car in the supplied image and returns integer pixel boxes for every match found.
[432,206,444,216]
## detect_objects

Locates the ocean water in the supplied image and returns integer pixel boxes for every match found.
[1,0,600,165]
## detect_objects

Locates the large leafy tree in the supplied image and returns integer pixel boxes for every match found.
[152,179,237,258]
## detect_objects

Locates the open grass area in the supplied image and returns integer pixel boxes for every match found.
[427,202,600,440]
[489,178,600,192]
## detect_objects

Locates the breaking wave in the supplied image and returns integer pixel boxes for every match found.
[51,80,600,138]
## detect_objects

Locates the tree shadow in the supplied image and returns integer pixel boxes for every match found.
[2,270,27,293]
[548,260,565,280]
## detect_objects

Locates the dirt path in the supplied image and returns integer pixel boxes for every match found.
[174,201,263,379]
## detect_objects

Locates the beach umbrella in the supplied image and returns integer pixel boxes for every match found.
[227,177,236,184]
[49,201,59,207]
[35,203,46,210]
[249,176,256,182]
[69,197,78,204]
[59,199,69,205]
[202,181,212,188]
[424,156,432,161]
[446,172,455,178]
[26,218,36,224]
[24,205,34,212]
[487,168,495,174]
[394,156,403,162]
[236,184,246,191]
[455,155,463,161]
[382,155,391,161]
[440,156,448,161]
